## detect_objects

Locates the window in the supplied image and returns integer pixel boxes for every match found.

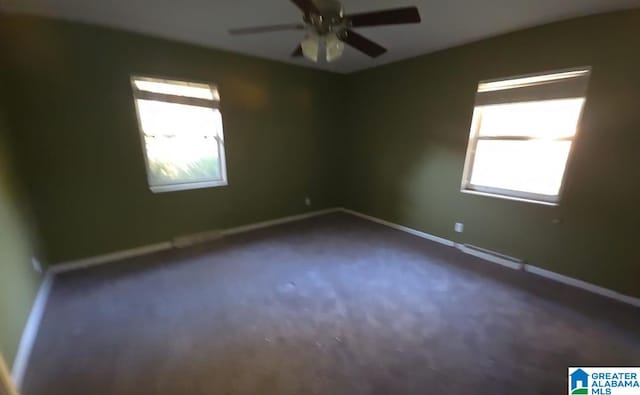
[131,76,227,193]
[461,68,590,204]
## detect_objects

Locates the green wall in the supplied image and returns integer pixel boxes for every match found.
[0,110,42,366]
[342,10,640,298]
[0,7,638,321]
[0,15,345,264]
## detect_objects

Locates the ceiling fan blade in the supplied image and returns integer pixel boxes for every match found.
[292,45,303,57]
[229,23,305,35]
[341,29,387,58]
[290,0,320,15]
[347,6,421,27]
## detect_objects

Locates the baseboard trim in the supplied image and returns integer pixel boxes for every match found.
[339,208,455,247]
[223,208,341,237]
[171,208,342,248]
[11,272,54,389]
[340,208,640,308]
[51,208,342,274]
[524,264,640,308]
[50,242,174,274]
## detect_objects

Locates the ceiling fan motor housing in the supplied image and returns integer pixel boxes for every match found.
[229,1,422,60]
[304,0,347,36]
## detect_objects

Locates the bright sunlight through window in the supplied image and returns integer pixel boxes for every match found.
[461,68,590,204]
[131,76,227,193]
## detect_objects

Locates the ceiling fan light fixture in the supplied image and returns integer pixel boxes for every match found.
[230,3,422,63]
[301,32,320,62]
[325,32,345,62]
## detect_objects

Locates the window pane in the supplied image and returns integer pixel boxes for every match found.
[469,140,572,196]
[134,79,218,101]
[136,99,222,186]
[477,98,584,139]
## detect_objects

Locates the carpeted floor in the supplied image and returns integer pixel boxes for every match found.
[23,212,640,395]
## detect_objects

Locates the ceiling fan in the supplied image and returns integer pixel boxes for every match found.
[229,0,421,63]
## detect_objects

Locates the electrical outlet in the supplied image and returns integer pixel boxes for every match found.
[305,197,311,207]
[454,223,464,233]
[32,257,42,273]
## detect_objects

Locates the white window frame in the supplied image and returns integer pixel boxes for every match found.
[131,75,228,193]
[461,68,591,206]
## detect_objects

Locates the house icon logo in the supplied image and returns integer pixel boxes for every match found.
[570,368,589,394]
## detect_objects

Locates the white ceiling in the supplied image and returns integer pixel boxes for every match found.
[1,0,639,73]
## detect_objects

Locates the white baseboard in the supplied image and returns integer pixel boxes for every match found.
[173,230,224,248]
[223,208,341,237]
[524,264,640,308]
[171,208,342,248]
[340,208,640,308]
[339,208,455,247]
[11,272,54,389]
[51,208,342,274]
[50,242,173,274]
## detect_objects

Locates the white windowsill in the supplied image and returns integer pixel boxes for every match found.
[150,180,228,193]
[460,188,559,207]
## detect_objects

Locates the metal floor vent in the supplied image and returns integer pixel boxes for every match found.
[457,243,524,270]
